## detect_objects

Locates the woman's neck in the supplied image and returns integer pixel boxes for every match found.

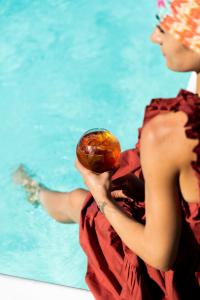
[196,72,200,96]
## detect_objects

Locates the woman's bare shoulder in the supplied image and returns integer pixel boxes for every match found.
[142,110,200,204]
[143,110,198,157]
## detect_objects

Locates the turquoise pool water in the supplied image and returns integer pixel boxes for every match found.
[0,0,189,290]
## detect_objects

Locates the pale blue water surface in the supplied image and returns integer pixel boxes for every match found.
[0,0,189,290]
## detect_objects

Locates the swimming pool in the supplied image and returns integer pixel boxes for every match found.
[0,0,189,290]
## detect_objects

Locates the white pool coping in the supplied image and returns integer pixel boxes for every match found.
[0,274,94,300]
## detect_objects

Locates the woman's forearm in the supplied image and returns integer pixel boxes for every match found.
[99,196,161,268]
[95,195,147,259]
[95,174,181,272]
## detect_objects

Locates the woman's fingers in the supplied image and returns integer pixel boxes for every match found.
[111,190,128,199]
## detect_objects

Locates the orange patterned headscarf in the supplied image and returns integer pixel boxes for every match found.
[156,0,200,53]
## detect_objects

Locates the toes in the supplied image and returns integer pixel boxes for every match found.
[13,169,26,184]
[12,168,23,184]
[12,164,33,185]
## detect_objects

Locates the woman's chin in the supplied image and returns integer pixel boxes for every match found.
[165,61,177,71]
[165,60,184,72]
[165,58,193,72]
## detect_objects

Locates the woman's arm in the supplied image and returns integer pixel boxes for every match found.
[75,111,193,271]
[76,148,181,271]
[138,117,183,271]
[76,141,181,272]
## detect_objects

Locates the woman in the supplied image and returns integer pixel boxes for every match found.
[13,0,200,299]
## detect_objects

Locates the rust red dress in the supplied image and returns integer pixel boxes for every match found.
[79,89,200,300]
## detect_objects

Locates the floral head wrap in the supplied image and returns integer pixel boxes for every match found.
[156,0,200,53]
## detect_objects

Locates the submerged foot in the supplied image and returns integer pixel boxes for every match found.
[12,164,42,205]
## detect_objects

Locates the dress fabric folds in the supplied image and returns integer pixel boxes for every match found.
[79,89,200,300]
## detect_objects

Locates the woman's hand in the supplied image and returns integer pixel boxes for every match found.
[75,158,145,203]
[75,158,114,202]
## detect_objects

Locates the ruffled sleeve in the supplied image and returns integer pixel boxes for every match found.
[134,94,177,155]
